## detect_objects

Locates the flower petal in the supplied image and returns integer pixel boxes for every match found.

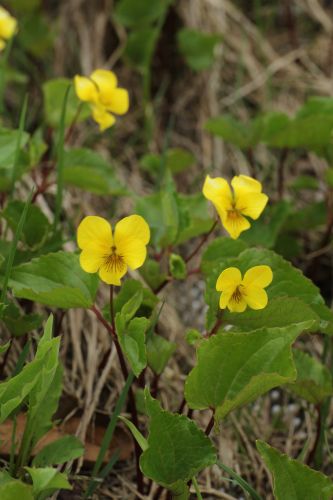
[235,192,268,220]
[90,69,117,95]
[114,215,150,246]
[244,286,268,310]
[242,265,273,288]
[91,105,116,131]
[74,76,98,103]
[203,175,233,213]
[219,288,234,309]
[116,238,147,270]
[228,296,247,313]
[79,247,105,273]
[222,212,250,239]
[0,7,17,40]
[99,262,127,286]
[103,88,129,115]
[216,267,242,292]
[231,175,262,194]
[77,215,113,250]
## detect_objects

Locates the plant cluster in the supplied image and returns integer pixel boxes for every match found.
[0,1,333,500]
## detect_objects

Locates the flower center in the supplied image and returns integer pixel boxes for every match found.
[104,246,125,273]
[231,285,244,303]
[227,209,241,220]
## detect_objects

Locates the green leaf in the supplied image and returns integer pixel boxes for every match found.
[42,78,89,128]
[25,467,72,496]
[0,342,10,355]
[185,326,302,421]
[10,251,99,308]
[116,315,148,377]
[177,29,220,71]
[176,193,212,244]
[1,201,50,248]
[169,253,187,280]
[141,148,195,176]
[185,329,202,346]
[124,27,159,71]
[140,259,167,291]
[113,279,158,317]
[240,201,291,249]
[119,415,148,451]
[120,290,144,323]
[0,316,58,423]
[32,436,84,467]
[63,148,127,196]
[224,297,320,333]
[140,390,216,494]
[256,440,333,500]
[201,237,248,276]
[0,127,29,170]
[205,115,263,149]
[115,0,171,27]
[0,473,33,500]
[2,303,43,336]
[287,350,333,404]
[147,333,177,375]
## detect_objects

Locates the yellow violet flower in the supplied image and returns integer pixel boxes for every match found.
[203,174,268,239]
[216,265,273,313]
[77,214,150,286]
[74,69,129,131]
[0,6,17,51]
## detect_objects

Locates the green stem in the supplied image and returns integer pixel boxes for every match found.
[192,476,203,500]
[10,93,28,198]
[54,85,70,229]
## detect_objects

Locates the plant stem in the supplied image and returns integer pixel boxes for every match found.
[185,219,218,263]
[92,296,144,494]
[192,476,203,500]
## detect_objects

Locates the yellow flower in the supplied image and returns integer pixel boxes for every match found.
[203,174,268,239]
[77,214,150,286]
[0,6,17,51]
[216,265,273,313]
[74,69,129,131]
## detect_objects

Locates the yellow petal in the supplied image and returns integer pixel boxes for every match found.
[242,265,273,288]
[216,267,242,292]
[99,261,127,286]
[219,288,234,309]
[102,88,129,115]
[77,215,113,250]
[90,69,117,95]
[116,238,147,270]
[235,192,268,220]
[114,215,150,246]
[79,247,105,273]
[91,105,116,131]
[228,296,247,313]
[74,76,98,103]
[0,7,17,40]
[222,212,250,239]
[244,286,268,310]
[203,175,233,213]
[231,175,262,194]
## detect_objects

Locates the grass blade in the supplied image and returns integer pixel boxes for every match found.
[10,93,28,197]
[54,85,70,229]
[0,189,34,308]
[85,372,134,498]
[217,461,263,500]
